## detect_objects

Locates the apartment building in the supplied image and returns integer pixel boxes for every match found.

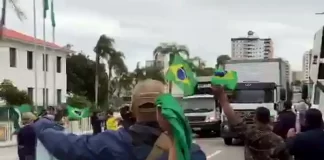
[231,31,273,60]
[303,50,312,82]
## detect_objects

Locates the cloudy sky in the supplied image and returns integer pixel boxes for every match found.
[6,0,324,71]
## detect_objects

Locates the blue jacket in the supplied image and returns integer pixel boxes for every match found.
[32,118,206,160]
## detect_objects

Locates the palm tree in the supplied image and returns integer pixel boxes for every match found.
[153,43,189,93]
[144,66,165,84]
[216,54,231,69]
[93,35,115,107]
[1,0,26,36]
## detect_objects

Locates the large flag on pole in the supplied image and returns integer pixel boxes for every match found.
[50,0,56,28]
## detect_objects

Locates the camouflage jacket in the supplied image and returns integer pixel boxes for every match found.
[231,121,291,160]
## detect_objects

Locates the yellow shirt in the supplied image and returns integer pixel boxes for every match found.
[106,117,118,130]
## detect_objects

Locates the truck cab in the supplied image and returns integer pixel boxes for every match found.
[182,81,221,136]
[221,82,285,145]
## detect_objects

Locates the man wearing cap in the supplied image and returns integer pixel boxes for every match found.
[18,112,37,160]
[31,79,206,160]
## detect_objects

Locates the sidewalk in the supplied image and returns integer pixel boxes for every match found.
[0,130,92,148]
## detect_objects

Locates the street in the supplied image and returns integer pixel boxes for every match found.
[0,137,243,160]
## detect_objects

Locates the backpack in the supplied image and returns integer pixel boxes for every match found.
[128,124,171,160]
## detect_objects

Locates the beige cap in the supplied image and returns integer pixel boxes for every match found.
[22,112,37,124]
[131,79,165,115]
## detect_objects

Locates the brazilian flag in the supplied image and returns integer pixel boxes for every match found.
[67,106,90,119]
[165,55,197,96]
[211,67,238,90]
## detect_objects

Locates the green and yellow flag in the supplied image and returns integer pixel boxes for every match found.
[165,55,197,96]
[67,106,90,119]
[211,67,238,90]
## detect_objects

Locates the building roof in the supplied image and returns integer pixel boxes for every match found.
[1,27,67,50]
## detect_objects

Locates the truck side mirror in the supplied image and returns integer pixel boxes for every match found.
[302,84,308,100]
[280,88,286,101]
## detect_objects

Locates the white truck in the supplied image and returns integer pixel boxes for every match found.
[181,76,221,136]
[302,26,324,117]
[221,59,288,145]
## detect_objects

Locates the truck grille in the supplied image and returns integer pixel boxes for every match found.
[234,110,255,124]
[187,116,206,122]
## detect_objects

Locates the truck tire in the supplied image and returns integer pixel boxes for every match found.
[223,138,233,145]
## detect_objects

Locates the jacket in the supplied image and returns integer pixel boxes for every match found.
[273,110,296,139]
[17,124,37,156]
[106,117,118,130]
[32,118,206,160]
[231,121,290,160]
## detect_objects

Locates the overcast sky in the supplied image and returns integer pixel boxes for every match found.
[6,0,324,71]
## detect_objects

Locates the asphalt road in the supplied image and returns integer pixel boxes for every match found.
[0,137,244,160]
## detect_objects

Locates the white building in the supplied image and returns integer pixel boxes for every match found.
[303,50,312,82]
[0,28,71,106]
[283,60,292,84]
[292,71,304,82]
[231,31,273,60]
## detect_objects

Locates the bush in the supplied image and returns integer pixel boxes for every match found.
[66,94,92,109]
[0,79,32,105]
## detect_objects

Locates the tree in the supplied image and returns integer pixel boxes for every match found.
[153,43,189,65]
[144,66,165,84]
[66,94,91,109]
[93,35,115,107]
[216,54,231,68]
[107,50,127,94]
[292,80,302,86]
[1,0,26,36]
[66,53,108,107]
[196,67,214,76]
[0,79,32,105]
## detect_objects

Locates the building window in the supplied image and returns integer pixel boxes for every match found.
[43,88,49,106]
[57,89,62,104]
[27,51,33,69]
[9,48,17,67]
[27,87,33,101]
[43,54,48,71]
[56,56,61,73]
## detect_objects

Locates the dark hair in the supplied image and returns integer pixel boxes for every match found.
[305,109,323,129]
[107,110,114,116]
[284,101,292,110]
[255,107,270,124]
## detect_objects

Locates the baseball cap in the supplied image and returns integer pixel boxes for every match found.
[131,79,165,115]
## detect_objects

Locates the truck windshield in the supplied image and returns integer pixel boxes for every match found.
[228,90,274,103]
[182,98,215,113]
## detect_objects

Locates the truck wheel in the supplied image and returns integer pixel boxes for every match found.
[223,138,233,145]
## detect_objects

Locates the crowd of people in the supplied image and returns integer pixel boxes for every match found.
[13,79,324,160]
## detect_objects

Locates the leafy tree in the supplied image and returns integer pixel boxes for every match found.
[66,53,108,107]
[66,94,92,109]
[216,54,231,68]
[153,43,189,65]
[93,35,115,107]
[0,79,32,105]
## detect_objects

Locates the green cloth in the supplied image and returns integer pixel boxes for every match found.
[67,106,90,119]
[50,0,56,27]
[211,67,238,90]
[43,0,49,18]
[165,54,197,96]
[155,94,192,160]
[9,104,32,131]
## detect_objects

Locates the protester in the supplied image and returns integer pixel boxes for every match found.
[273,101,296,139]
[285,108,324,160]
[31,79,206,160]
[90,111,102,135]
[18,112,37,160]
[119,104,135,129]
[212,85,290,160]
[105,110,119,130]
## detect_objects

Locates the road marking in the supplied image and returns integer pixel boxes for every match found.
[207,150,222,159]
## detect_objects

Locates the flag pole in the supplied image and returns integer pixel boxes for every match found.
[51,0,56,106]
[43,0,47,109]
[33,0,38,110]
